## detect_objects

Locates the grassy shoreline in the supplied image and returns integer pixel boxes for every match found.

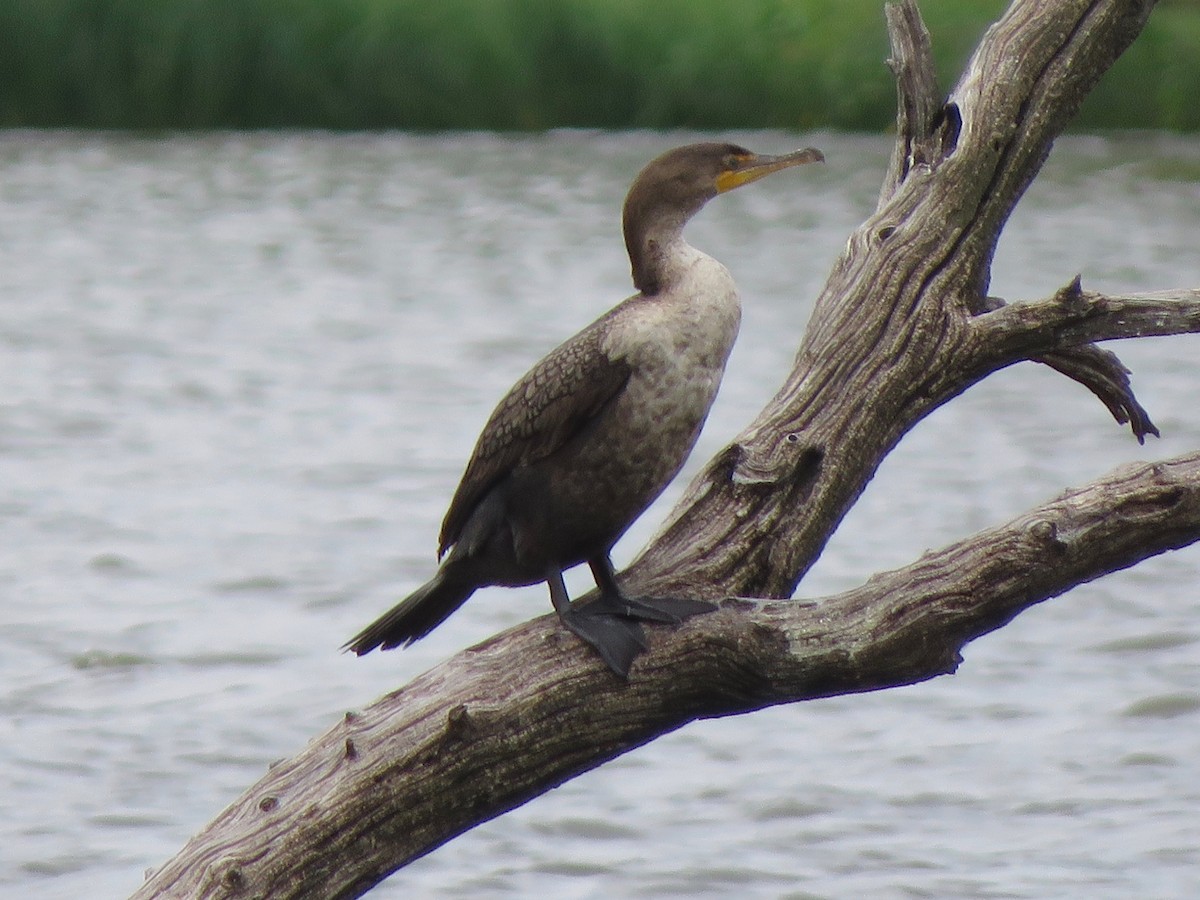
[1,0,1196,131]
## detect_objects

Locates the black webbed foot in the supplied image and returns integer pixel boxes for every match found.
[566,592,715,676]
[557,606,647,678]
[567,593,716,677]
[547,560,719,678]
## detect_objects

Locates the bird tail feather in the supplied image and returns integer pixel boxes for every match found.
[343,569,476,655]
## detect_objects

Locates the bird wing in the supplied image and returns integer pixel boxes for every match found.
[438,321,632,557]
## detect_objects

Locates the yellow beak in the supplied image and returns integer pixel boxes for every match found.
[715,147,824,193]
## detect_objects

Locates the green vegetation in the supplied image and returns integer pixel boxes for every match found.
[0,0,1196,131]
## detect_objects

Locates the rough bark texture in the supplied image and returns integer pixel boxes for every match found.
[133,1,1200,898]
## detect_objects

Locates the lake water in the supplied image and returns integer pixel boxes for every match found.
[1,131,1198,899]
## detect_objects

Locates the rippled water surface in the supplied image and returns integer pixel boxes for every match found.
[1,131,1199,898]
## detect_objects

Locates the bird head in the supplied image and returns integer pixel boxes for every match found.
[622,142,824,294]
[625,142,824,224]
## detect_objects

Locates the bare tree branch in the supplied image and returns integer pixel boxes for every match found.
[967,281,1200,440]
[975,283,1200,351]
[879,0,941,207]
[1036,344,1159,442]
[133,452,1200,899]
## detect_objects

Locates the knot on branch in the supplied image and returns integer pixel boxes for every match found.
[215,859,248,893]
[1054,273,1085,307]
[444,703,479,744]
[1026,518,1067,553]
[730,437,823,488]
[1049,274,1101,322]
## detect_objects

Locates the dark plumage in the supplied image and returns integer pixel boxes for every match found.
[346,142,823,677]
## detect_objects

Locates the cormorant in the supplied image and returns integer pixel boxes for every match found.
[346,142,824,677]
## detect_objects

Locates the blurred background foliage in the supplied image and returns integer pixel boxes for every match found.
[0,0,1195,131]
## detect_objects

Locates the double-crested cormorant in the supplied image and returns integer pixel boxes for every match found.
[346,142,824,677]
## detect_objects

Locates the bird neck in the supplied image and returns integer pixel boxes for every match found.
[623,209,693,297]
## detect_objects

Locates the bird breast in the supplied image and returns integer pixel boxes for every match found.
[594,245,742,501]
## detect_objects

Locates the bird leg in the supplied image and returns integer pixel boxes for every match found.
[547,568,646,678]
[583,555,718,623]
[546,558,717,677]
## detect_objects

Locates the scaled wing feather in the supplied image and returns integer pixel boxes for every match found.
[437,322,631,556]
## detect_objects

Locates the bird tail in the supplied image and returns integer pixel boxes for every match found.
[343,568,476,655]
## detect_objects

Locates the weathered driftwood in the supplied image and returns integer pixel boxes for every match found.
[134,1,1199,897]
